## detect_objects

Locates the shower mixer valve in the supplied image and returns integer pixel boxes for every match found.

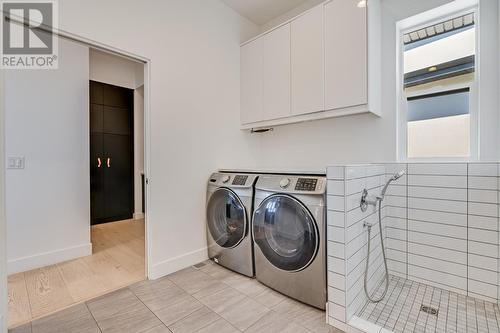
[360,189,379,213]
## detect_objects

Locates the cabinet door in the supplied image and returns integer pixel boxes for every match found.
[262,24,291,121]
[325,0,367,110]
[241,38,263,124]
[103,133,134,221]
[291,6,324,115]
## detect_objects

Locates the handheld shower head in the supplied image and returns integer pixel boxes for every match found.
[381,170,406,198]
[392,170,406,181]
[360,169,406,212]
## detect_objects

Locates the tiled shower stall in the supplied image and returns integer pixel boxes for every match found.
[326,163,500,333]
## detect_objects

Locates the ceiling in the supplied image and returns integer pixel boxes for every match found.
[221,0,311,25]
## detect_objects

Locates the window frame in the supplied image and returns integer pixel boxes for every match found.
[396,2,479,162]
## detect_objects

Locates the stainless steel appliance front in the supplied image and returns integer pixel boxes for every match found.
[252,174,327,309]
[206,172,258,277]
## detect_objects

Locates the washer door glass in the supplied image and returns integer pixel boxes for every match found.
[206,188,247,248]
[253,195,319,272]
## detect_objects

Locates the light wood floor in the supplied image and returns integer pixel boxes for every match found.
[7,219,146,329]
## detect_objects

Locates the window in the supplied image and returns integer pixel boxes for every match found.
[399,10,477,159]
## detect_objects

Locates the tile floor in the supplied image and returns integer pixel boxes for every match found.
[357,275,500,333]
[9,260,341,333]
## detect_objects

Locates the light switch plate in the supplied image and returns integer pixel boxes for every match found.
[7,156,25,169]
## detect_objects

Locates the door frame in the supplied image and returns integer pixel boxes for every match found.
[67,33,153,279]
[0,24,153,299]
[0,56,8,333]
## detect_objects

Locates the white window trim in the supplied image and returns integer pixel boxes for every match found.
[396,1,479,162]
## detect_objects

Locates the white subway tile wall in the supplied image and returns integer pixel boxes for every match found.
[326,163,500,331]
[326,165,387,327]
[384,163,408,280]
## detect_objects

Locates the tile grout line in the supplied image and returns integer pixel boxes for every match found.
[423,283,435,331]
[126,281,196,331]
[431,285,441,333]
[177,266,275,332]
[406,164,409,280]
[84,302,103,333]
[467,162,469,301]
[392,278,414,331]
[130,272,244,333]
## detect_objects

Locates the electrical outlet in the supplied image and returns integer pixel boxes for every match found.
[7,156,25,169]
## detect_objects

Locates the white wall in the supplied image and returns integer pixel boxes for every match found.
[5,38,91,274]
[56,0,261,278]
[134,86,145,218]
[89,48,144,89]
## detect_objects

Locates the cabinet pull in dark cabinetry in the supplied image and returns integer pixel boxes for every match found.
[90,81,134,225]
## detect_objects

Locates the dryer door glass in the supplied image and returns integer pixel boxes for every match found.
[206,188,247,248]
[253,195,319,272]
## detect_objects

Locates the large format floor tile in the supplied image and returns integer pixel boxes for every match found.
[87,288,161,333]
[141,326,172,333]
[31,303,99,333]
[129,277,186,311]
[167,267,223,295]
[195,318,239,333]
[12,259,336,333]
[153,294,205,326]
[168,306,220,333]
[245,311,311,333]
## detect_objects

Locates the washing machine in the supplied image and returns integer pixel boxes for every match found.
[206,172,258,277]
[252,174,327,309]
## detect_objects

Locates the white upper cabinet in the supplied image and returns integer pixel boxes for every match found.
[291,5,324,116]
[262,24,291,121]
[324,0,367,110]
[240,0,381,128]
[241,38,263,124]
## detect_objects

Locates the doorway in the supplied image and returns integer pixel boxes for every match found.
[90,81,135,225]
[4,39,150,329]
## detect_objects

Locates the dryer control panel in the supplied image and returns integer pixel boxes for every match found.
[295,178,318,191]
[255,175,326,195]
[232,175,249,186]
[208,173,258,189]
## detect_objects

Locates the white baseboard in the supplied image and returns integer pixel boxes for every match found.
[7,243,92,275]
[149,246,208,280]
[133,212,145,220]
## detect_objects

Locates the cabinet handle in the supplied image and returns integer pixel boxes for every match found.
[107,158,111,168]
[97,157,102,168]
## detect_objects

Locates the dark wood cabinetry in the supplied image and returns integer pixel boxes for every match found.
[90,81,134,225]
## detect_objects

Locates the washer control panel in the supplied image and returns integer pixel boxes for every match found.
[232,175,249,186]
[279,178,291,189]
[295,178,318,191]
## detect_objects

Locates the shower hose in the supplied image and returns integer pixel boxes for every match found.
[363,197,389,303]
